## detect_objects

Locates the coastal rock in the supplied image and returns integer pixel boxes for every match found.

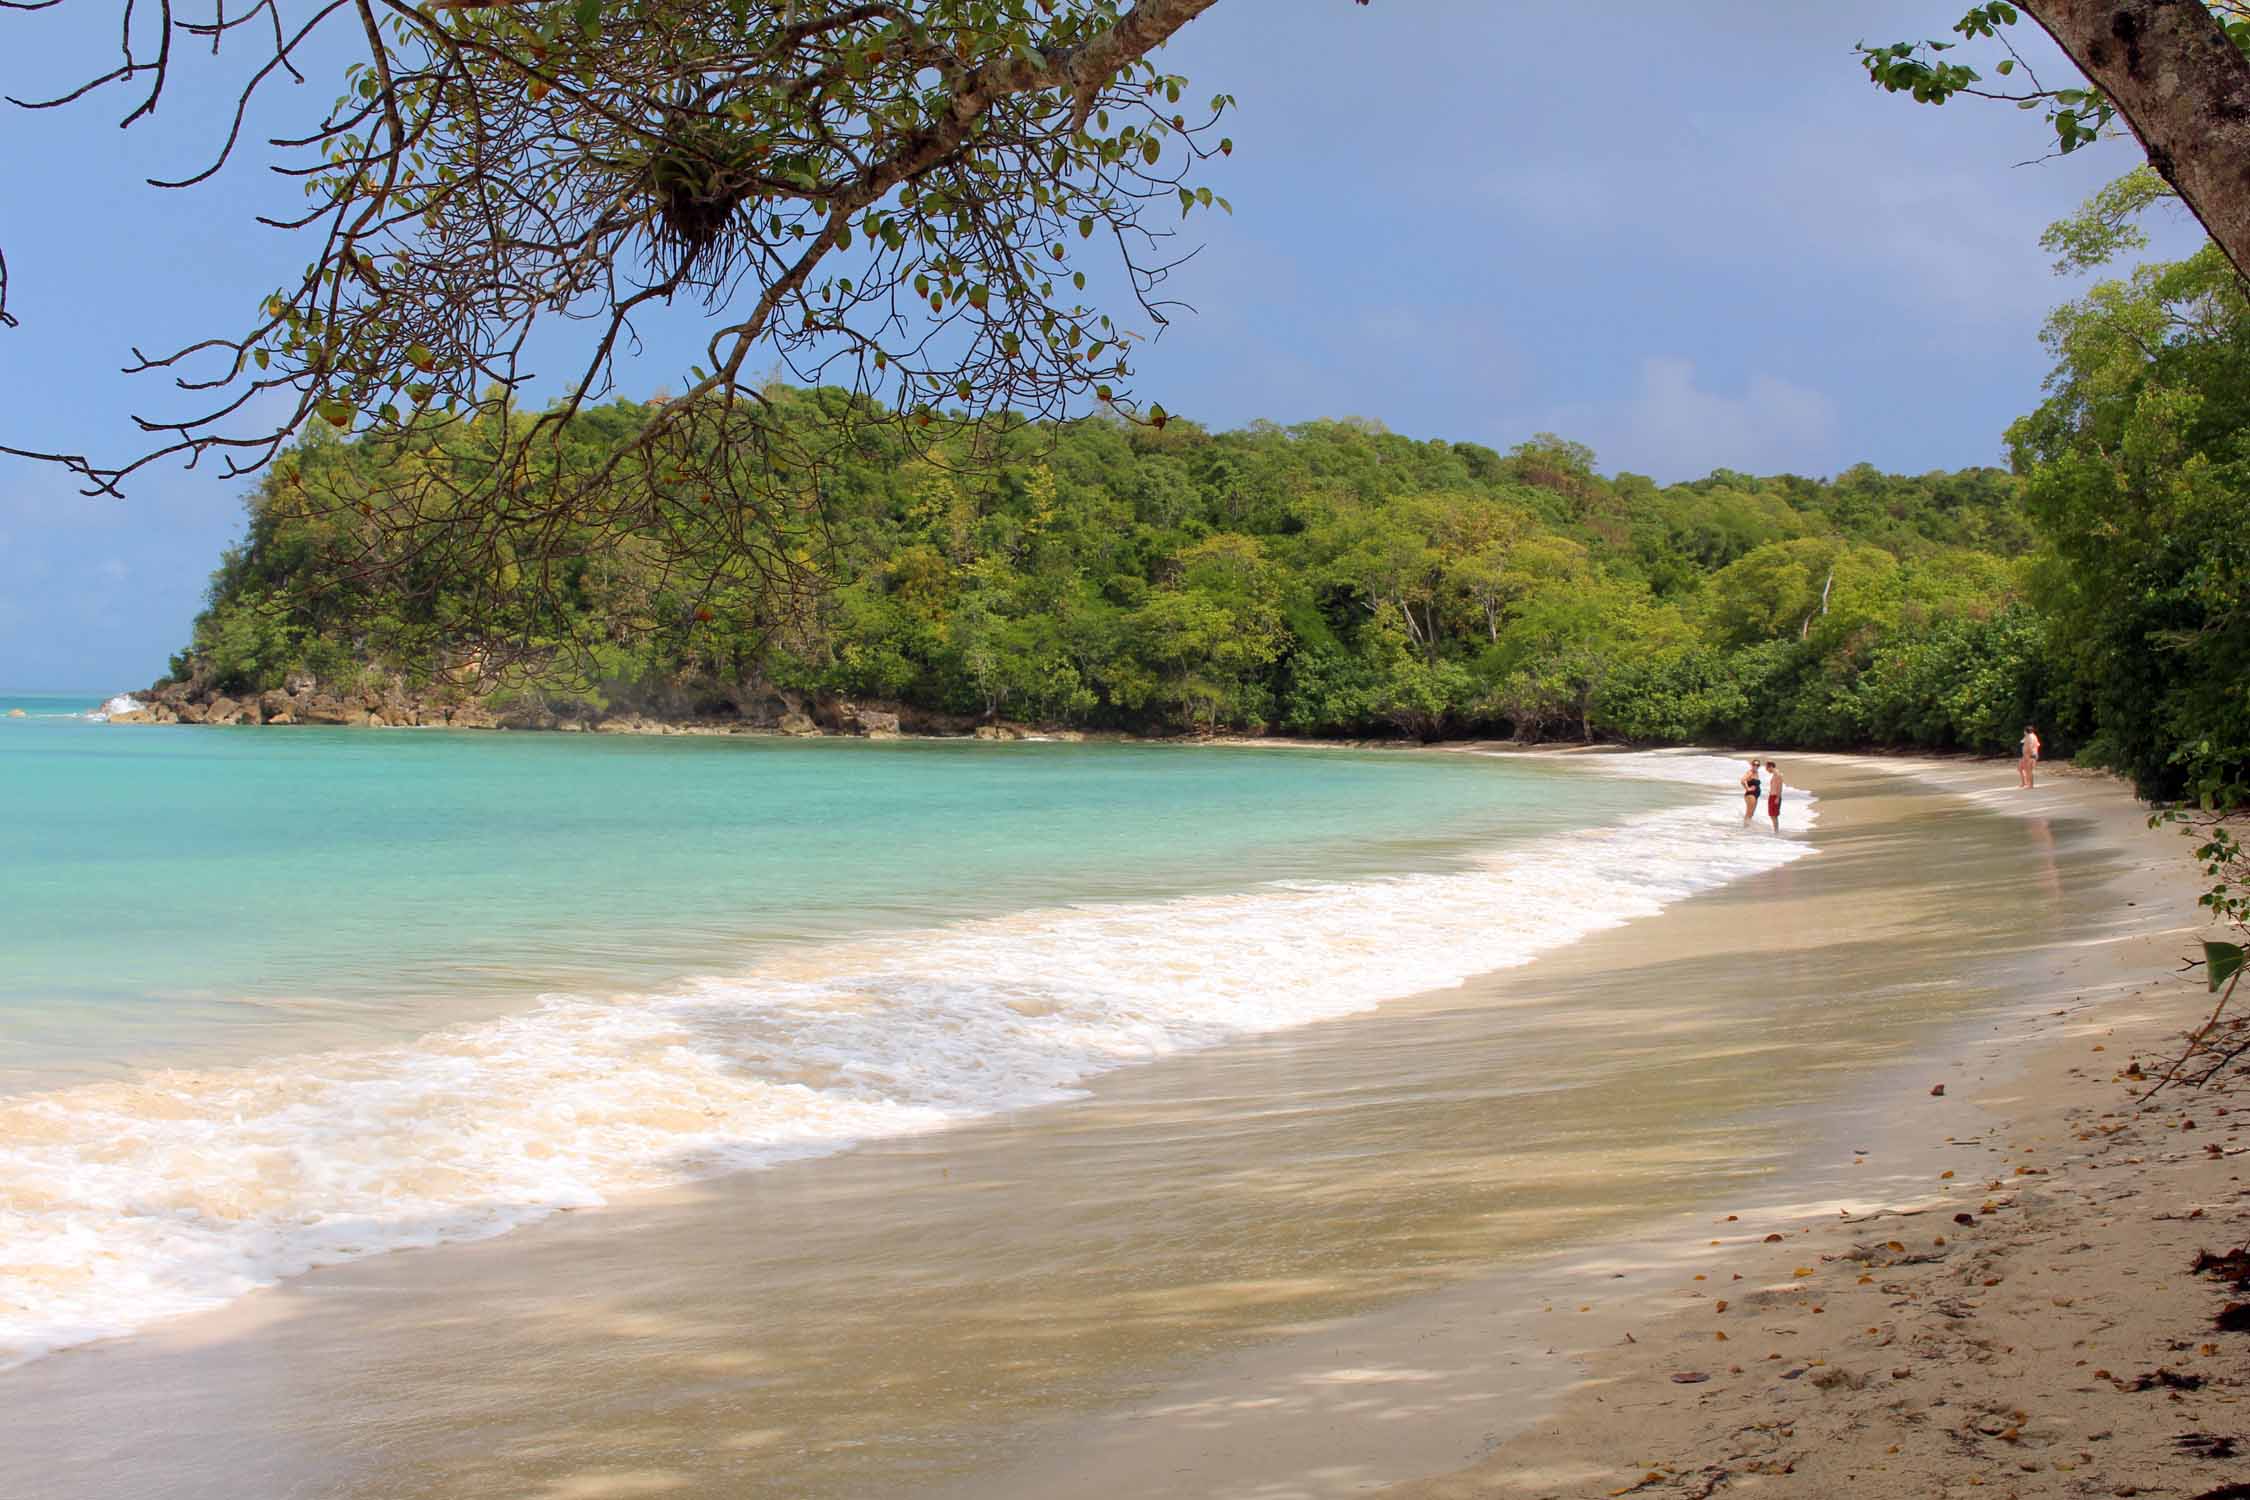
[777,711,820,736]
[177,702,209,725]
[5,707,23,718]
[283,671,316,695]
[107,708,152,724]
[258,690,294,721]
[207,695,241,725]
[898,705,979,737]
[264,707,296,725]
[445,703,500,730]
[971,723,1022,741]
[300,694,351,725]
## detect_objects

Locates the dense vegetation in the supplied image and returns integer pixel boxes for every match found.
[173,395,2058,756]
[166,176,2250,804]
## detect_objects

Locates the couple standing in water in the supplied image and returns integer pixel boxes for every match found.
[1740,757,1785,832]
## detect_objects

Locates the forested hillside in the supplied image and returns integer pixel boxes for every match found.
[168,396,2054,756]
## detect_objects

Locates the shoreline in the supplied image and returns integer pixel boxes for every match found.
[77,677,2064,769]
[0,748,1806,1378]
[900,754,2227,1500]
[4,752,2226,1500]
[1367,760,2248,1500]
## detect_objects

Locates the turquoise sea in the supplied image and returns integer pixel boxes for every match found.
[0,690,1813,1367]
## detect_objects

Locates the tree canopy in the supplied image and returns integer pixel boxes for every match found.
[8,0,2250,669]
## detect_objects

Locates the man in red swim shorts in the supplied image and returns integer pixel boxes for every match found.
[1763,760,1784,832]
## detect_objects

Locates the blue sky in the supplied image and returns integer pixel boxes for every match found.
[0,1,2201,691]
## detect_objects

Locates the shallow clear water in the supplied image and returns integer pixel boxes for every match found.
[0,697,1685,1084]
[0,697,1812,1367]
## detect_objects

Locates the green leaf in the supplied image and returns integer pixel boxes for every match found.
[573,0,600,38]
[2207,940,2246,993]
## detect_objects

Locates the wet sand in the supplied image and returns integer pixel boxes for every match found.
[0,755,2201,1500]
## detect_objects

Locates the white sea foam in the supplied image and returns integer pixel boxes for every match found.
[86,695,143,722]
[0,752,1814,1368]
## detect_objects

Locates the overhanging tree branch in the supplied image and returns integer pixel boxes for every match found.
[1,0,1231,669]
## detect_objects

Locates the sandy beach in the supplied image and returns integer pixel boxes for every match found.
[1,752,2233,1500]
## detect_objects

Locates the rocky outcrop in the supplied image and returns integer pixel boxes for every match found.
[814,698,906,737]
[108,670,1115,744]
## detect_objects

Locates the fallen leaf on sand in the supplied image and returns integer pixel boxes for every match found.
[1764,1233,1785,1243]
[1671,1371,1709,1383]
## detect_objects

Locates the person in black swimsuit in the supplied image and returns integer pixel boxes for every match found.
[1740,757,1762,826]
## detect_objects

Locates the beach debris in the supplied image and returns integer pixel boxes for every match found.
[2114,1368,2206,1392]
[2190,1247,2250,1280]
[2173,1433,2241,1460]
[2188,1486,2250,1500]
[2218,1304,2250,1333]
[1932,1084,1947,1096]
[1670,1371,1710,1383]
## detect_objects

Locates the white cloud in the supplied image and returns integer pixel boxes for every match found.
[1550,357,1840,481]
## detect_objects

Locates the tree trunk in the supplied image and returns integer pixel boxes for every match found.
[2022,1,2250,282]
